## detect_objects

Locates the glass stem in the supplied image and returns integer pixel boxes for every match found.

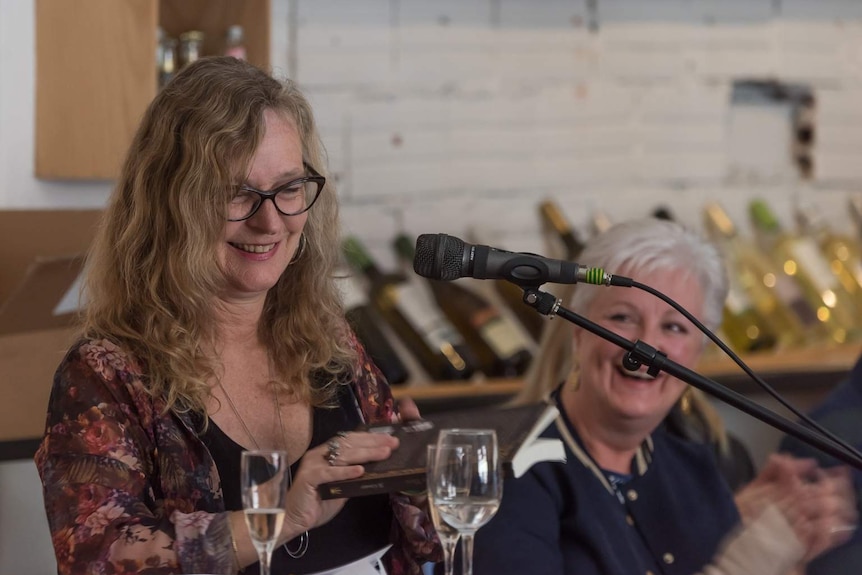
[258,546,273,575]
[460,533,475,575]
[442,536,459,575]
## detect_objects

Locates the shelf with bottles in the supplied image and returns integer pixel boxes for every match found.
[393,342,860,412]
[158,1,266,88]
[35,0,269,180]
[340,195,862,410]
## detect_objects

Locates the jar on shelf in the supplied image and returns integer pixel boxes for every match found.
[224,25,247,60]
[158,33,178,88]
[179,30,204,69]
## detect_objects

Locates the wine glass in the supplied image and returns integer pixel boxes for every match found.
[241,450,290,575]
[426,444,463,575]
[431,429,502,575]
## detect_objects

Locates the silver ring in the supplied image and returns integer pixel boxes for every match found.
[326,438,340,466]
[829,524,858,534]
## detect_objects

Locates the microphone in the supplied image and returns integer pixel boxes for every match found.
[413,233,628,287]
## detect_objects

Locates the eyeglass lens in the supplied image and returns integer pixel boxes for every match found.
[229,179,321,220]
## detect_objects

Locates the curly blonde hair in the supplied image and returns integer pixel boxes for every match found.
[82,57,353,414]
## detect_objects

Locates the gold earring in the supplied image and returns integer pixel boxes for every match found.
[679,387,693,414]
[566,367,580,391]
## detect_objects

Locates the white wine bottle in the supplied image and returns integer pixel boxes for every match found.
[749,198,861,343]
[649,204,774,353]
[652,204,775,352]
[342,236,477,381]
[795,205,862,327]
[656,205,774,353]
[704,202,821,349]
[393,234,534,378]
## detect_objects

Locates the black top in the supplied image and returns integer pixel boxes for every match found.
[201,385,392,574]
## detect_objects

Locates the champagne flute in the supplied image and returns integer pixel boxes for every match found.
[241,450,290,575]
[426,444,462,575]
[432,429,502,575]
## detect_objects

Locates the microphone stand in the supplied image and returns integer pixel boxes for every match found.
[521,286,862,470]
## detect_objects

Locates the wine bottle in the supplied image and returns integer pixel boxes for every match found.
[849,195,862,241]
[795,205,862,323]
[393,235,534,378]
[590,210,613,237]
[335,269,410,385]
[342,236,476,381]
[649,204,772,353]
[749,198,861,343]
[539,200,584,259]
[468,228,546,342]
[703,202,819,350]
[536,200,583,351]
[649,204,774,353]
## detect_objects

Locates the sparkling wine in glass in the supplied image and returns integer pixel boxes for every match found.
[241,450,290,575]
[432,429,502,575]
[426,444,462,575]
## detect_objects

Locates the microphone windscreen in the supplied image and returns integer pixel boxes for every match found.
[437,234,466,280]
[413,234,466,281]
[413,234,439,278]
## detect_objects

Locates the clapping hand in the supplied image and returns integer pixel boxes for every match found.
[735,453,858,564]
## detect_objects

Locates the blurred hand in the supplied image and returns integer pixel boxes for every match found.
[735,453,818,523]
[735,453,858,563]
[791,465,857,561]
[397,397,422,422]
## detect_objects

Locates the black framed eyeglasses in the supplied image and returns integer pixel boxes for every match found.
[227,163,325,222]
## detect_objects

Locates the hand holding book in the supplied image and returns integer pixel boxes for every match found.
[318,402,565,500]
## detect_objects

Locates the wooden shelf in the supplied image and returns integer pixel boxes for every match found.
[696,342,861,380]
[393,343,862,411]
[159,0,270,70]
[35,0,270,180]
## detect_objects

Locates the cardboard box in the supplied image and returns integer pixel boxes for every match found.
[0,210,102,445]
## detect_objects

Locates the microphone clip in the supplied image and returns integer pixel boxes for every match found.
[622,341,668,378]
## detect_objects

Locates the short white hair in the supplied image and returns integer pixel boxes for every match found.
[570,218,728,331]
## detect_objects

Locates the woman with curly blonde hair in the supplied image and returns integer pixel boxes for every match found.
[36,57,437,575]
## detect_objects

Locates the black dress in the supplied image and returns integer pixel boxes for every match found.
[201,385,392,574]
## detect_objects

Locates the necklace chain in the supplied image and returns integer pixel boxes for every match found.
[216,378,309,558]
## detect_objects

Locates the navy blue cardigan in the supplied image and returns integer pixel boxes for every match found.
[473,396,741,575]
[778,352,862,575]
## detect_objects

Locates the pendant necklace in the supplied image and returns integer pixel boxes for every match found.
[217,378,310,558]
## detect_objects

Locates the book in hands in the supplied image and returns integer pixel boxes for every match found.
[318,402,565,500]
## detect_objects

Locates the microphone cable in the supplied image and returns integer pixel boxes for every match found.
[625,277,862,466]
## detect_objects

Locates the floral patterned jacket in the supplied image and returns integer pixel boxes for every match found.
[35,337,439,575]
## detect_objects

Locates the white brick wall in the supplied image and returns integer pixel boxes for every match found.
[3,0,862,258]
[267,0,862,270]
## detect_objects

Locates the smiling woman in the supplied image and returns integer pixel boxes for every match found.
[33,57,440,575]
[472,218,858,575]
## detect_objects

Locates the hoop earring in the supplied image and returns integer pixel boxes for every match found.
[289,233,307,265]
